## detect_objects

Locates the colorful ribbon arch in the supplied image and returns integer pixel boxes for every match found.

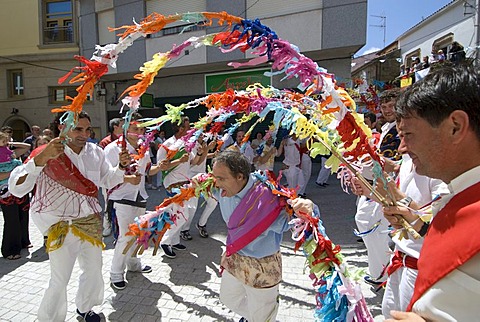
[50,11,408,322]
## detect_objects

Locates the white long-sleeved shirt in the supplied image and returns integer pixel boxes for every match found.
[104,140,150,202]
[393,155,448,258]
[8,143,125,234]
[156,136,191,189]
[282,138,301,167]
[413,165,480,321]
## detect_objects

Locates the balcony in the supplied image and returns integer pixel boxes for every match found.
[43,25,74,44]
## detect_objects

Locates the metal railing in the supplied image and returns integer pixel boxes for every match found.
[43,25,74,44]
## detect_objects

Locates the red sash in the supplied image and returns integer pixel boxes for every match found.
[407,181,480,311]
[29,145,98,197]
[226,182,284,256]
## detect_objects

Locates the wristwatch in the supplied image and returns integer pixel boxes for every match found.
[397,196,413,207]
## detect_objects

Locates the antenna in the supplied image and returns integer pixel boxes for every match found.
[370,14,387,48]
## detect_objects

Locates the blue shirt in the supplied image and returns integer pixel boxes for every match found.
[216,174,290,258]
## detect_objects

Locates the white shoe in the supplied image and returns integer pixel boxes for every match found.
[103,227,112,237]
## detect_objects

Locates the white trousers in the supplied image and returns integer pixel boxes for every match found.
[179,196,199,231]
[382,265,418,318]
[110,203,144,283]
[299,155,312,194]
[198,197,218,227]
[162,197,197,245]
[38,232,103,322]
[316,157,330,184]
[355,196,391,278]
[283,165,305,193]
[220,270,279,322]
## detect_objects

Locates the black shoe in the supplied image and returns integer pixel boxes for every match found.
[356,238,364,243]
[111,280,126,290]
[239,318,248,322]
[180,230,192,241]
[172,243,187,250]
[141,265,152,273]
[315,182,327,187]
[76,309,101,322]
[364,275,383,286]
[161,244,176,258]
[298,193,307,198]
[196,223,209,238]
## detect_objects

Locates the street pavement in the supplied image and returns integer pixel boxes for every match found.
[0,161,385,321]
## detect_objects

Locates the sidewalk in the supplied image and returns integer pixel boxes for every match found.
[0,162,384,321]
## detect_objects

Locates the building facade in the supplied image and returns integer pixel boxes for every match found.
[398,0,475,71]
[81,0,367,132]
[1,0,367,139]
[351,0,476,96]
[0,0,98,140]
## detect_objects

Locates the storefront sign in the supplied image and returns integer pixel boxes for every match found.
[205,68,271,93]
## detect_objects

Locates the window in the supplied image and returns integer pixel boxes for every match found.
[405,49,421,73]
[8,70,24,97]
[42,0,74,44]
[432,33,454,58]
[49,86,93,104]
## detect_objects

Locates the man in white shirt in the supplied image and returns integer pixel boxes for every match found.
[383,64,480,321]
[276,134,305,197]
[227,130,256,166]
[354,88,402,285]
[156,116,196,258]
[104,113,161,290]
[8,112,132,322]
[179,134,217,239]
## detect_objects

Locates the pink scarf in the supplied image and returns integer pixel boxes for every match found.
[226,182,284,256]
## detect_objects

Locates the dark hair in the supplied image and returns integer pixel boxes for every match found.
[108,117,122,132]
[0,126,13,133]
[380,88,402,104]
[171,116,189,134]
[364,112,377,124]
[213,151,251,180]
[130,112,143,121]
[52,111,91,137]
[396,64,480,139]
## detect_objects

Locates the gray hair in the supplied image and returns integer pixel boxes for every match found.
[213,151,251,180]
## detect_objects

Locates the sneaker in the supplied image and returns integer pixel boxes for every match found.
[151,185,158,190]
[172,243,187,250]
[364,275,383,286]
[180,230,192,241]
[128,265,152,273]
[76,309,101,322]
[161,244,176,258]
[196,223,209,238]
[239,318,248,322]
[111,280,127,290]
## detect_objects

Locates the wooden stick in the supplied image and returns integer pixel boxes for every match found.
[314,135,420,239]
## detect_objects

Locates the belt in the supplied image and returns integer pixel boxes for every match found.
[386,250,418,277]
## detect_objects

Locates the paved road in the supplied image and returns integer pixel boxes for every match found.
[0,162,384,321]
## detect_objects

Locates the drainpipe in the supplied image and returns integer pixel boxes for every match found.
[476,0,480,65]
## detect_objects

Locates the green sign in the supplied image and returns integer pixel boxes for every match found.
[140,93,154,108]
[205,68,271,93]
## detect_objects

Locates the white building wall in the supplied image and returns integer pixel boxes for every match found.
[399,1,475,62]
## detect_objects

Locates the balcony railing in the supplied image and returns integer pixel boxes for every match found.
[43,25,74,44]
